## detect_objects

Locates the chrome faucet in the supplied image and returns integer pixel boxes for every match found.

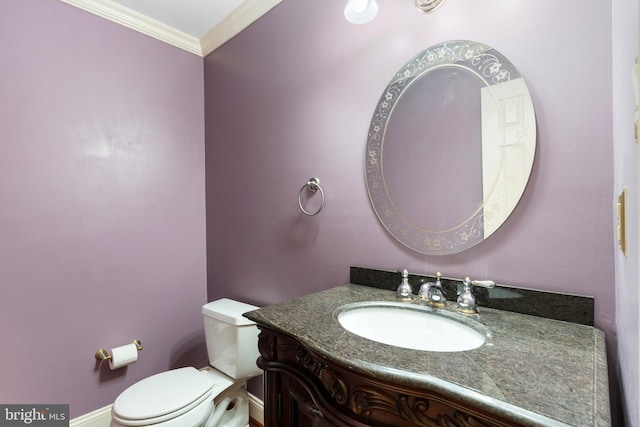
[417,279,431,300]
[418,272,447,308]
[457,277,495,314]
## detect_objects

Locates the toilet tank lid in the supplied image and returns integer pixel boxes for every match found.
[202,298,259,325]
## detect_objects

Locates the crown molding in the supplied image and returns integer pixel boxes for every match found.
[200,0,282,57]
[58,0,282,57]
[59,0,201,55]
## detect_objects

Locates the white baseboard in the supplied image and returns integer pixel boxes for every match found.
[69,394,264,427]
[248,392,264,424]
[69,405,112,427]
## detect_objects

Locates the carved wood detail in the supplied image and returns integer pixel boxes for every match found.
[289,387,337,427]
[257,330,276,360]
[257,328,515,427]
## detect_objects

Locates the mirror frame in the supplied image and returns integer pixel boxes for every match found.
[365,40,536,255]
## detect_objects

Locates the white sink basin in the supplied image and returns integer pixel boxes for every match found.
[336,302,489,352]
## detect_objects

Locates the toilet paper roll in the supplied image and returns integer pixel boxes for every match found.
[108,343,138,370]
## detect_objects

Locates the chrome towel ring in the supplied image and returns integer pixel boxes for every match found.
[298,177,324,216]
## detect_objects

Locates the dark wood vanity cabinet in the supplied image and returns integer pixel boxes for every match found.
[257,326,525,427]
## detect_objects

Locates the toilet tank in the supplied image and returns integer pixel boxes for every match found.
[201,299,262,379]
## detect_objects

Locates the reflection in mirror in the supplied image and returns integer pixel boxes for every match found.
[365,40,536,255]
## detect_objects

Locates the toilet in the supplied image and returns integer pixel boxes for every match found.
[110,299,262,427]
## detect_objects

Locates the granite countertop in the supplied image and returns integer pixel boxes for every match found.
[244,284,611,427]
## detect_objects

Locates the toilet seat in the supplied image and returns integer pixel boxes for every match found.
[111,367,215,426]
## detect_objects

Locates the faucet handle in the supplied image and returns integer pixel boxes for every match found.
[457,277,476,314]
[396,268,413,301]
[457,277,495,314]
[470,279,495,288]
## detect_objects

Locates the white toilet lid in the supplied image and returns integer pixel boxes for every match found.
[113,367,214,422]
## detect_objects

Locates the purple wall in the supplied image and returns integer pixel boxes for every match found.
[613,0,639,425]
[204,0,619,418]
[0,0,207,417]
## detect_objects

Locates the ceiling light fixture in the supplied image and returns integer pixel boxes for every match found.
[345,0,447,24]
[414,0,447,13]
[344,0,378,24]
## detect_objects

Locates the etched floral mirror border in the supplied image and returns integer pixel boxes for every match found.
[365,40,536,255]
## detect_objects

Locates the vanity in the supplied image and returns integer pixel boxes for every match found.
[244,283,610,427]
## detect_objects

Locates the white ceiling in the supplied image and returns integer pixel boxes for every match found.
[59,0,282,56]
[109,0,246,38]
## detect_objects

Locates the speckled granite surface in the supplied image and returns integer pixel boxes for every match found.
[244,284,611,427]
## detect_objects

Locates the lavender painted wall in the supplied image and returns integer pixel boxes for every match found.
[613,0,639,425]
[0,0,206,417]
[204,0,618,418]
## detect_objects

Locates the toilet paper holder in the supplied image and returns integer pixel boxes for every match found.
[95,340,143,362]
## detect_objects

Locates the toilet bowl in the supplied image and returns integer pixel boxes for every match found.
[110,299,262,427]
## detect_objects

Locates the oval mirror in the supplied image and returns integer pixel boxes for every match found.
[365,40,536,255]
